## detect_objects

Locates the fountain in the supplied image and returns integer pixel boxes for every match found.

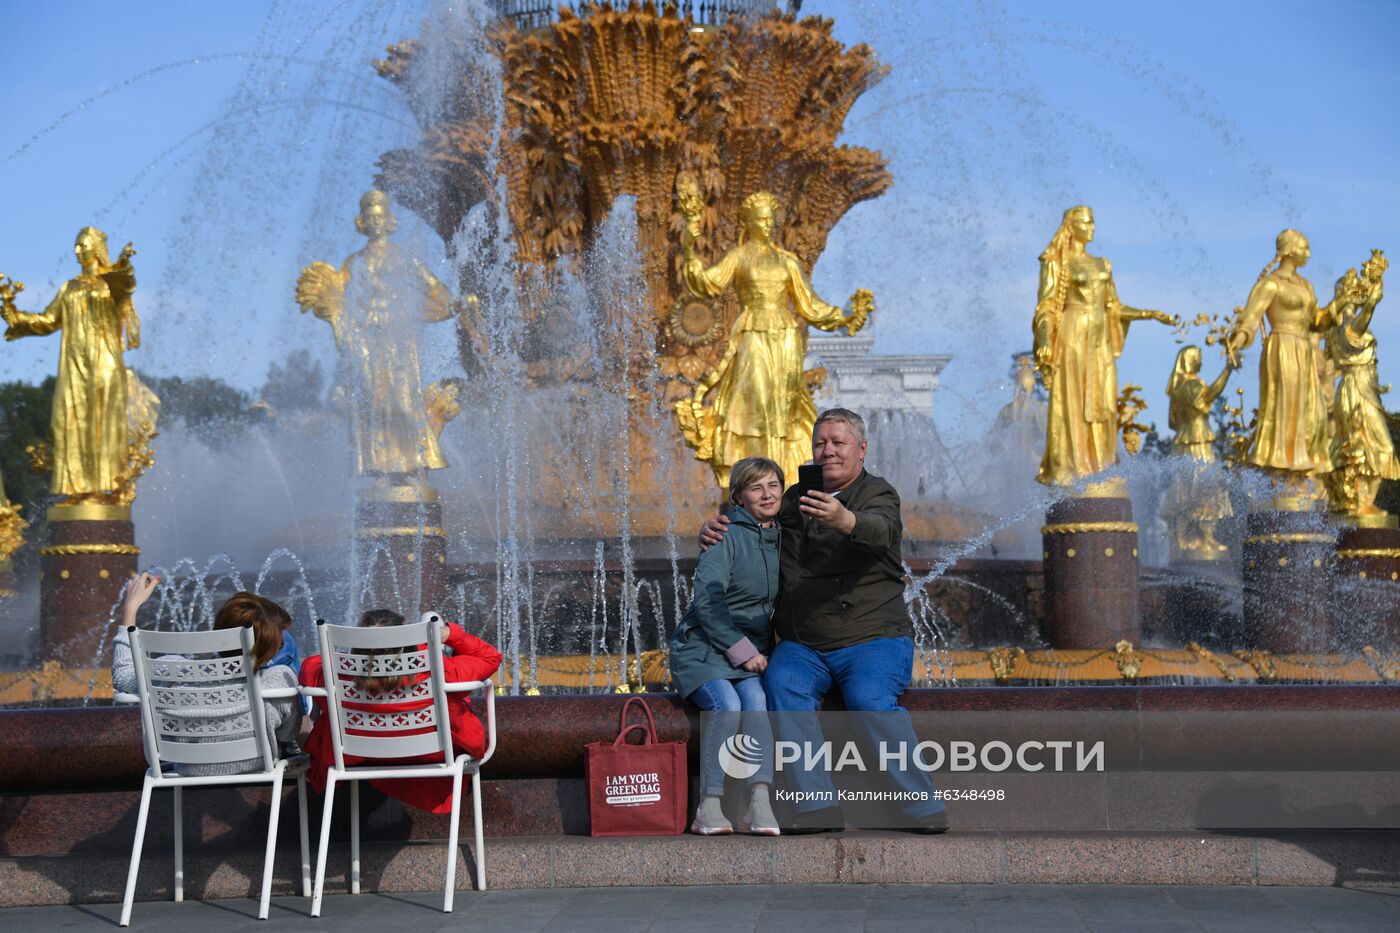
[0,0,1399,905]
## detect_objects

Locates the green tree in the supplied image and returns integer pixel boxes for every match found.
[1135,422,1174,459]
[138,373,253,441]
[0,377,56,574]
[259,348,325,412]
[0,377,55,509]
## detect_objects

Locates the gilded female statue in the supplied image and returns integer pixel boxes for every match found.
[1225,229,1333,496]
[674,183,872,489]
[1324,251,1397,517]
[2,227,139,501]
[1162,346,1236,557]
[1033,206,1175,487]
[296,191,466,478]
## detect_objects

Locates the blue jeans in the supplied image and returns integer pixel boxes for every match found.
[765,636,943,819]
[689,676,774,796]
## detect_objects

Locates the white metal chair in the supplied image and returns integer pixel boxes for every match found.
[120,623,311,926]
[302,611,496,915]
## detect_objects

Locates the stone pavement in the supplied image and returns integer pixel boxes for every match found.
[6,884,1400,932]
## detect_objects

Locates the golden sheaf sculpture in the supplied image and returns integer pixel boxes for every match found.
[1033,206,1175,486]
[674,184,872,489]
[2,228,145,504]
[296,191,470,478]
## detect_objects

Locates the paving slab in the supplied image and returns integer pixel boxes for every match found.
[8,883,1400,932]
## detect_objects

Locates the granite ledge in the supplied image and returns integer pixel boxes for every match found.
[4,831,1399,908]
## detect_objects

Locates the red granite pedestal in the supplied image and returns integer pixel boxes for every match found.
[1242,508,1337,653]
[1333,518,1400,650]
[39,504,138,666]
[1041,495,1141,648]
[355,484,447,617]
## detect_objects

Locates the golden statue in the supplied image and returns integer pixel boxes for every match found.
[674,182,872,488]
[1162,346,1236,559]
[296,191,469,478]
[1324,250,1397,519]
[1225,230,1336,502]
[2,228,141,503]
[0,470,26,574]
[1033,206,1175,487]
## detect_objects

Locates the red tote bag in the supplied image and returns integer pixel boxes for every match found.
[585,697,688,836]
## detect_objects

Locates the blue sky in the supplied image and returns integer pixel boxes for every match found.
[2,0,1398,444]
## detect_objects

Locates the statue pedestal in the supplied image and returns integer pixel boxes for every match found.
[40,504,138,666]
[1041,496,1141,648]
[1160,556,1241,649]
[355,485,447,618]
[1242,508,1336,653]
[1333,516,1400,650]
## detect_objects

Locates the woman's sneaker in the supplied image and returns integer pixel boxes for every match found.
[744,785,780,836]
[690,796,733,835]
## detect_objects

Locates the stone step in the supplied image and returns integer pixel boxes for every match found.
[3,831,1398,908]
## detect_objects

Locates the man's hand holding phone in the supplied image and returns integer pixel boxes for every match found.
[799,489,856,534]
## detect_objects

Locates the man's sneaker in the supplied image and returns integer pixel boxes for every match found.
[743,784,780,836]
[908,810,949,834]
[783,805,844,835]
[690,796,733,835]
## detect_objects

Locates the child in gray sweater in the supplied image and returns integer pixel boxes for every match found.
[112,573,302,776]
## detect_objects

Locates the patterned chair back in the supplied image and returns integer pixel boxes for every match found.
[315,618,455,769]
[128,625,274,774]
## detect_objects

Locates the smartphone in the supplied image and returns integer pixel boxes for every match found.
[797,463,825,499]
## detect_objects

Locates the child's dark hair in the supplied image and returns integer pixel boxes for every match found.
[355,608,408,695]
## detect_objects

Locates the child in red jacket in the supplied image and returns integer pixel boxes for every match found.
[299,609,502,814]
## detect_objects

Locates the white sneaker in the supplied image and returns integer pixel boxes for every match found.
[744,784,780,836]
[690,795,733,835]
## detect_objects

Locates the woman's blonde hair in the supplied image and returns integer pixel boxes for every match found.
[728,456,784,506]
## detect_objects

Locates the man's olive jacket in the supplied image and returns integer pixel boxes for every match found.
[771,469,912,651]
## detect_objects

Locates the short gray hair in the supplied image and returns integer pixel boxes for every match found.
[813,408,866,443]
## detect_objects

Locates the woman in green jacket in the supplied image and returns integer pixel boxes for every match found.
[670,457,783,835]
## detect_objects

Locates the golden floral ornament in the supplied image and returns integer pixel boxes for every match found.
[1116,384,1150,456]
[0,499,25,567]
[987,646,1026,685]
[1112,640,1143,680]
[667,295,724,349]
[677,354,710,383]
